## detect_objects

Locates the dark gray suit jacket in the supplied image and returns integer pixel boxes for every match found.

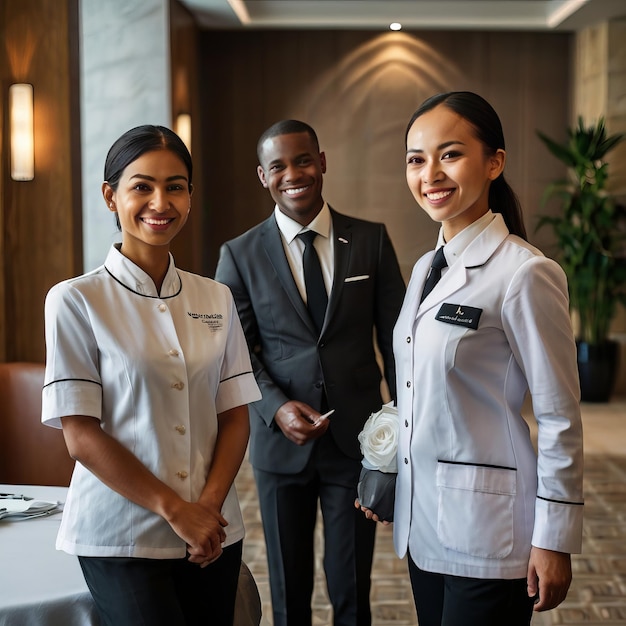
[215,208,405,474]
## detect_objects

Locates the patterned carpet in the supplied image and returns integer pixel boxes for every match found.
[236,419,626,625]
[543,454,626,626]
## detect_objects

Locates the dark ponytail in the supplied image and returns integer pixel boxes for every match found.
[489,175,526,239]
[406,91,527,240]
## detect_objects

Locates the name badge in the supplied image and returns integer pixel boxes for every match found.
[435,303,482,330]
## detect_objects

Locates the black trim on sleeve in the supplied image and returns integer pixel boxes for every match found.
[220,370,254,384]
[43,378,103,389]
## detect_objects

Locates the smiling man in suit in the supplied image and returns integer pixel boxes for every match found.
[215,120,405,626]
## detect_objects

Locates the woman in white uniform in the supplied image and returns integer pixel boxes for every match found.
[42,125,261,625]
[359,92,584,625]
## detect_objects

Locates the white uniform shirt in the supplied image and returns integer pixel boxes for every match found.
[393,213,584,579]
[42,244,261,558]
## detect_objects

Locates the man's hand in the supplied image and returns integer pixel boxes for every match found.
[527,546,572,611]
[274,400,330,445]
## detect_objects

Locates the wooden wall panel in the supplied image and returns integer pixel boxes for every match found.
[170,0,204,273]
[199,30,571,279]
[0,0,81,362]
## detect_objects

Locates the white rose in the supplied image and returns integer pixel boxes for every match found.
[358,401,399,473]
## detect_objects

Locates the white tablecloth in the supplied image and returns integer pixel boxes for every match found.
[0,484,261,625]
[0,484,98,626]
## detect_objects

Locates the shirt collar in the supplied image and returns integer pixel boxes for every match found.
[274,202,331,244]
[437,210,495,267]
[103,244,182,298]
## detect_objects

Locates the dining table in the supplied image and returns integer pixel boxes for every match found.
[0,484,99,626]
[0,483,262,625]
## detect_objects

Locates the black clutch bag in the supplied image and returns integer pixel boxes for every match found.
[357,467,396,522]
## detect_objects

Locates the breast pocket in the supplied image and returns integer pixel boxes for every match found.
[436,461,516,559]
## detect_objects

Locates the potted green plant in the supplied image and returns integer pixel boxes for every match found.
[536,117,626,402]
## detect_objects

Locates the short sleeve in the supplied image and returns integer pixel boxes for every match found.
[215,295,262,414]
[42,282,103,428]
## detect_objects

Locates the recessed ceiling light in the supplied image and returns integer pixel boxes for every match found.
[390,22,402,31]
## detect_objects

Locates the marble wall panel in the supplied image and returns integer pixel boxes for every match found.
[80,0,171,271]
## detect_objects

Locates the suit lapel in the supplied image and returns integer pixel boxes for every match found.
[260,216,318,333]
[259,209,357,336]
[325,209,352,329]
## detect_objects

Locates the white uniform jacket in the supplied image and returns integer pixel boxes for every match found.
[393,214,584,579]
[42,245,261,558]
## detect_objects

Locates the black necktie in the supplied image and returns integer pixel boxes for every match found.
[420,246,447,303]
[298,231,328,332]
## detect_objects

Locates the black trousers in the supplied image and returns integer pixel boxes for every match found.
[408,554,535,626]
[78,540,242,626]
[254,434,376,626]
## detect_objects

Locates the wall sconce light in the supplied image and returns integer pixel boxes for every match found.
[175,113,192,153]
[9,83,35,181]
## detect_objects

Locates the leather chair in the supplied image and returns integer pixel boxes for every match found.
[0,361,74,486]
[235,561,262,626]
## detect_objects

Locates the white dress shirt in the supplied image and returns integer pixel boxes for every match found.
[42,244,261,558]
[274,203,334,303]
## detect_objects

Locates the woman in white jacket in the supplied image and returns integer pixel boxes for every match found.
[359,92,583,626]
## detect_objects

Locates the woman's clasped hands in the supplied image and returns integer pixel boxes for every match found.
[166,498,228,567]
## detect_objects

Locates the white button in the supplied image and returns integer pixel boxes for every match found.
[175,425,186,435]
[171,381,185,390]
[176,471,188,480]
[168,349,179,357]
[406,336,411,343]
[158,304,167,312]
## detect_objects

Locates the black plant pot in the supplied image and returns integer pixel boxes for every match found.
[576,340,620,403]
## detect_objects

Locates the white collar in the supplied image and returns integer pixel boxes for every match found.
[274,202,331,244]
[103,244,182,298]
[437,210,495,267]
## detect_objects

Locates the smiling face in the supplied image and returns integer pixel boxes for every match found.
[257,131,326,225]
[405,103,505,241]
[102,149,191,263]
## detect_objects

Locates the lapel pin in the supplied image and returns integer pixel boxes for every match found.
[338,237,349,244]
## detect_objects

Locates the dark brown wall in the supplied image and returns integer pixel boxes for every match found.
[199,30,572,279]
[0,0,82,362]
[170,0,205,273]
